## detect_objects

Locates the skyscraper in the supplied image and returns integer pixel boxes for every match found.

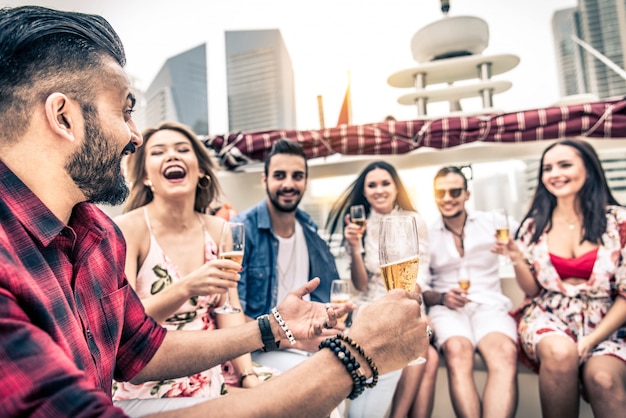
[144,43,208,134]
[552,8,588,96]
[225,29,296,132]
[553,0,626,99]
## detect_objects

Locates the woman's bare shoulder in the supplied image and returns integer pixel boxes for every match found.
[200,213,226,241]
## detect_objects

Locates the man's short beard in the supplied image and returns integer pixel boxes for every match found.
[442,209,465,220]
[266,186,301,213]
[65,106,130,206]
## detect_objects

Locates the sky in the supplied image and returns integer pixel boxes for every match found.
[4,0,578,135]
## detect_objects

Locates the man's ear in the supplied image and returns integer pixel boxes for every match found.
[261,173,267,186]
[44,93,79,143]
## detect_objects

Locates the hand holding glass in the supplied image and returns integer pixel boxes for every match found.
[350,205,366,230]
[458,263,470,292]
[379,215,426,365]
[330,279,351,324]
[214,222,244,314]
[350,205,366,252]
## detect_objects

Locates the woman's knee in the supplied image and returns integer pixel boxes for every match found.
[536,337,578,372]
[582,362,625,396]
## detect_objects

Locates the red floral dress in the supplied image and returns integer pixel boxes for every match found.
[513,205,626,372]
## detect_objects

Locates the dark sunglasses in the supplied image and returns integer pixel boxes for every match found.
[434,188,464,199]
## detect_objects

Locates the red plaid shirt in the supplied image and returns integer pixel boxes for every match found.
[0,161,166,417]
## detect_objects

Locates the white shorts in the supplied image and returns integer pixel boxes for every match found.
[428,302,517,349]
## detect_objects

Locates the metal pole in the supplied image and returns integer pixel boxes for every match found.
[571,34,626,82]
[317,95,325,129]
[414,73,427,116]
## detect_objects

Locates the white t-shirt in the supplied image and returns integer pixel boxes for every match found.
[276,222,310,304]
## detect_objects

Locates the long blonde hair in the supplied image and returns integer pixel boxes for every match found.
[124,121,221,213]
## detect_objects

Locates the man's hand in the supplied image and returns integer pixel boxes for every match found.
[444,288,470,309]
[275,278,356,342]
[348,290,429,375]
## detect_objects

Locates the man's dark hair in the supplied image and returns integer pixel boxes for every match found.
[0,6,126,141]
[264,139,308,177]
[433,166,469,190]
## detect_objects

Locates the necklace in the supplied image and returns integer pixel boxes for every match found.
[277,233,298,291]
[443,213,467,251]
[556,216,579,231]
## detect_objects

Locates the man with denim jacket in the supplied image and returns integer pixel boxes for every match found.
[234,139,339,371]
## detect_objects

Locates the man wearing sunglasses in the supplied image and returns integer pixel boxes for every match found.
[422,166,519,418]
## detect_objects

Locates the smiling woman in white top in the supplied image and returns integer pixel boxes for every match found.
[325,161,438,418]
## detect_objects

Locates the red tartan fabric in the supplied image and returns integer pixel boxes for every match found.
[204,99,626,169]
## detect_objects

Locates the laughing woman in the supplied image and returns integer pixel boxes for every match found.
[112,122,266,402]
[499,139,626,417]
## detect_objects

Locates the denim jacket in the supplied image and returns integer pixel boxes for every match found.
[233,200,338,318]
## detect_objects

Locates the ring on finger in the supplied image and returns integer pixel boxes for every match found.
[325,303,332,310]
[323,320,332,330]
[426,325,433,339]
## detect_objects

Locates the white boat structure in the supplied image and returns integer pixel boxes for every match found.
[203,9,625,179]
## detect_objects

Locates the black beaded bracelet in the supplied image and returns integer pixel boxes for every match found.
[336,333,378,389]
[319,337,368,400]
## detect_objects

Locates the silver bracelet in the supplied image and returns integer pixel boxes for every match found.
[271,307,297,345]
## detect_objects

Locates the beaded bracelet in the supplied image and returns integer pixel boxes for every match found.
[319,337,367,399]
[271,307,297,345]
[336,333,378,389]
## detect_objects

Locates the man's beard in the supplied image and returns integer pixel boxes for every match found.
[442,209,465,220]
[65,108,134,206]
[266,186,302,213]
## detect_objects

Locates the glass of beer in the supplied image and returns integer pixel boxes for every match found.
[379,215,425,365]
[214,222,245,314]
[330,279,351,324]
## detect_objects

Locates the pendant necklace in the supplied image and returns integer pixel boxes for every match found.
[559,216,579,231]
[443,213,467,252]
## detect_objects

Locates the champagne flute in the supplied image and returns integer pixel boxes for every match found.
[214,222,244,314]
[493,209,511,266]
[330,279,351,324]
[458,262,470,292]
[379,215,426,365]
[350,205,366,253]
[350,205,366,230]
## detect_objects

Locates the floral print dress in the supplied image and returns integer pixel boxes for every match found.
[515,205,626,371]
[112,210,227,400]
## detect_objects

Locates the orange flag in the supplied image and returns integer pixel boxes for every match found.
[336,81,352,126]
